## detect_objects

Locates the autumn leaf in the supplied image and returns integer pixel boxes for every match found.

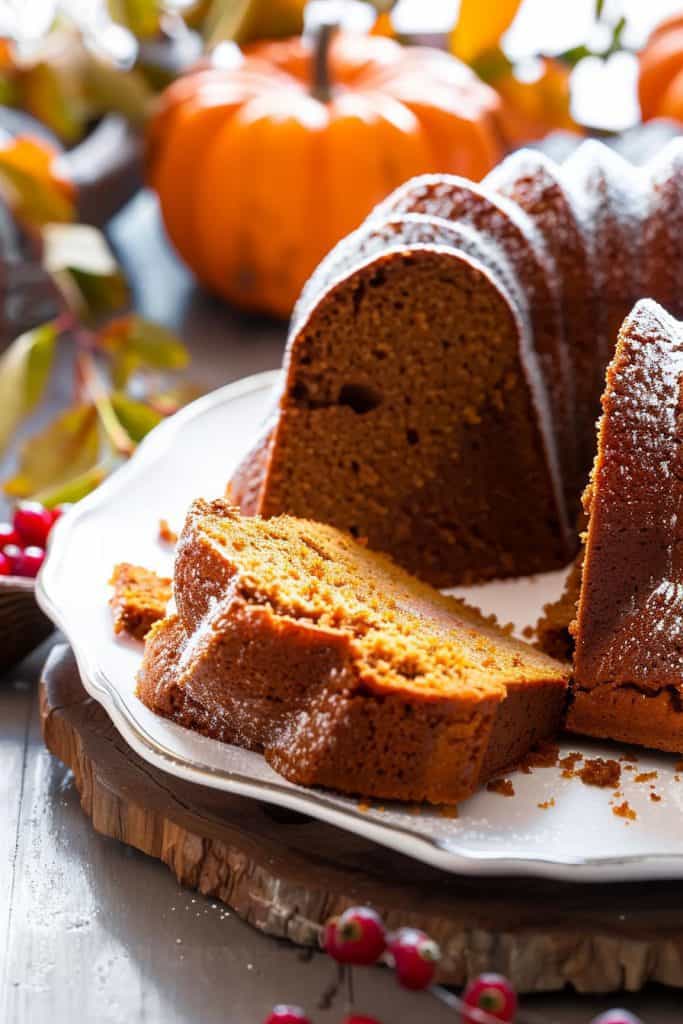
[3,402,102,500]
[0,323,57,457]
[0,136,75,226]
[18,48,90,145]
[110,391,164,441]
[108,0,163,40]
[42,223,129,319]
[450,0,523,64]
[204,0,306,46]
[81,55,155,125]
[147,380,205,416]
[36,461,114,507]
[97,315,189,388]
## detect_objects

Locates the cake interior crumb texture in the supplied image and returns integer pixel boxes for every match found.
[137,500,568,804]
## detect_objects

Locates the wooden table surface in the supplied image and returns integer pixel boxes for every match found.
[1,191,682,1023]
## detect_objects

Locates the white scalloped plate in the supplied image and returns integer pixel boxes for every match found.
[37,371,683,882]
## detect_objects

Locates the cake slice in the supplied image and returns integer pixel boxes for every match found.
[567,300,683,752]
[230,211,572,587]
[138,500,569,805]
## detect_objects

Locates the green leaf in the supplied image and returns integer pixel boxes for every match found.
[42,223,129,320]
[110,391,163,442]
[3,402,101,500]
[82,54,155,124]
[36,459,117,507]
[0,323,57,456]
[97,314,189,388]
[108,0,163,40]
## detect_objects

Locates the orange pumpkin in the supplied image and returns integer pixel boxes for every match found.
[638,15,683,122]
[494,58,578,148]
[147,31,503,318]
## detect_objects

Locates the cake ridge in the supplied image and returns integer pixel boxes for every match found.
[229,139,683,588]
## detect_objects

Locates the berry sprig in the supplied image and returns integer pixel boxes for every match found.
[263,904,646,1024]
[0,500,69,579]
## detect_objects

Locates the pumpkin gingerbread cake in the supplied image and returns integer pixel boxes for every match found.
[137,500,569,804]
[566,301,683,753]
[229,137,683,586]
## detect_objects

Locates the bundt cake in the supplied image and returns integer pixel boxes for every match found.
[137,500,569,804]
[565,300,683,753]
[229,137,683,587]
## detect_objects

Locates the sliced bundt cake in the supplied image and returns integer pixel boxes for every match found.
[567,300,683,753]
[138,500,569,804]
[229,138,683,587]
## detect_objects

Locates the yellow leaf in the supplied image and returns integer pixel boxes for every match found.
[108,0,163,40]
[42,223,129,319]
[450,0,523,64]
[3,402,102,500]
[204,0,306,46]
[97,315,189,388]
[18,58,89,145]
[0,136,75,226]
[0,323,57,456]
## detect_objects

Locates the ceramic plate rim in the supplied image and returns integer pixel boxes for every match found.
[36,370,683,883]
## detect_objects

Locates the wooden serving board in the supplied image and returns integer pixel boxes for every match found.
[40,644,683,996]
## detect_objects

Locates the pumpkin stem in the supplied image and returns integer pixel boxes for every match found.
[311,19,337,103]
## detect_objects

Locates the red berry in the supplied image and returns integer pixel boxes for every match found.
[462,974,517,1023]
[263,1007,311,1024]
[323,907,386,966]
[0,551,10,576]
[2,544,23,575]
[13,501,53,547]
[590,1013,643,1024]
[387,928,440,990]
[343,1017,383,1024]
[16,545,45,579]
[0,522,19,547]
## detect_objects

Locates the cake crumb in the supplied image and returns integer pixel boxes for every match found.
[439,804,459,819]
[537,797,555,809]
[522,625,534,639]
[110,563,172,641]
[650,792,662,802]
[612,800,636,821]
[579,757,621,788]
[486,778,515,797]
[634,771,658,783]
[159,518,178,545]
[517,741,560,774]
[559,751,583,778]
[675,760,683,772]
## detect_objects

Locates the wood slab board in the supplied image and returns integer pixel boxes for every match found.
[40,644,683,995]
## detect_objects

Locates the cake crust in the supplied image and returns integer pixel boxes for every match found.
[567,300,683,753]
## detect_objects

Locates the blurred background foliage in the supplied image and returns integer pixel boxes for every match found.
[0,0,679,143]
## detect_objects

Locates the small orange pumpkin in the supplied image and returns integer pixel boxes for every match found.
[148,30,503,318]
[638,14,683,122]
